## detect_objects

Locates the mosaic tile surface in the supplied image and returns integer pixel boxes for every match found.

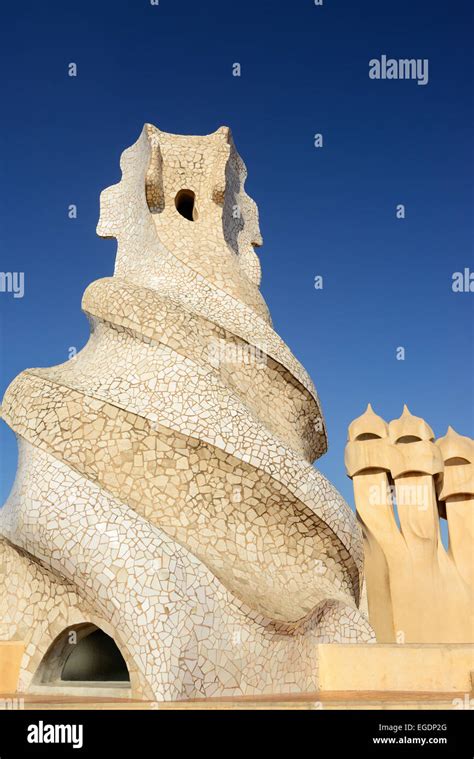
[0,125,374,699]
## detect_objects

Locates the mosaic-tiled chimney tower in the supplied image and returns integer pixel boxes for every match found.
[0,125,373,700]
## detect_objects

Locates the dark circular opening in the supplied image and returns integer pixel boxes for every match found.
[175,189,196,221]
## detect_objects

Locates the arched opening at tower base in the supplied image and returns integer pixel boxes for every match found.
[32,623,131,695]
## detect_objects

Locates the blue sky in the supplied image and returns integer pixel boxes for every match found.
[0,0,472,518]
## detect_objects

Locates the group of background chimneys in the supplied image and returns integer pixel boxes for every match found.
[345,405,473,644]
